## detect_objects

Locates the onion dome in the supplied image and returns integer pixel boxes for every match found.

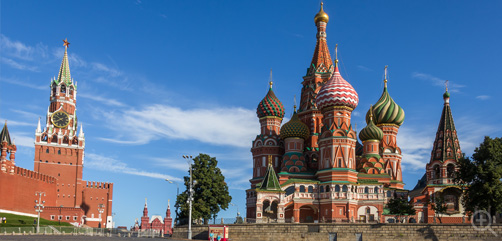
[359,107,384,142]
[315,65,359,110]
[257,82,285,118]
[280,107,310,140]
[314,2,329,24]
[366,68,405,126]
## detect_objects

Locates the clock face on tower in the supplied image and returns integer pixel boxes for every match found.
[51,111,70,128]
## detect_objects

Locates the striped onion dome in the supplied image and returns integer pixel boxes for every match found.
[257,84,285,118]
[359,109,383,141]
[366,82,405,126]
[280,108,310,140]
[315,66,359,110]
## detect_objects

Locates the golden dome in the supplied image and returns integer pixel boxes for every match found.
[314,2,329,24]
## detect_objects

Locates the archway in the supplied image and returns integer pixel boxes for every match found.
[284,204,294,222]
[299,205,317,223]
[262,200,278,221]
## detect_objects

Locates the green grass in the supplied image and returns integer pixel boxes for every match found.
[0,213,72,227]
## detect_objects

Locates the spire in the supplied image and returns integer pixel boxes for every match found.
[78,123,84,138]
[257,156,282,191]
[384,65,388,88]
[308,3,333,76]
[269,68,273,89]
[56,38,72,85]
[143,198,148,217]
[429,90,461,164]
[334,44,339,72]
[36,117,42,133]
[0,121,12,145]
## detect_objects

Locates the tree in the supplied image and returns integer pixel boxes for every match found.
[386,197,416,223]
[455,136,502,217]
[426,195,448,223]
[175,154,232,225]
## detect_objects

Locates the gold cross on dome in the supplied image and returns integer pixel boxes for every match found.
[445,80,449,91]
[63,38,70,48]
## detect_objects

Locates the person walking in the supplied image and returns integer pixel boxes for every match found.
[209,231,214,241]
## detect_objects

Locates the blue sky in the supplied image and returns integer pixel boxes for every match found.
[1,0,501,227]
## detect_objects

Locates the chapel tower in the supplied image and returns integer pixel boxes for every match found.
[298,3,334,169]
[34,39,85,208]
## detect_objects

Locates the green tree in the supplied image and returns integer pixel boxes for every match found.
[175,154,232,225]
[426,195,448,223]
[455,136,502,217]
[386,197,416,223]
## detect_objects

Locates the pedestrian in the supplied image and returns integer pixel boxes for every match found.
[209,231,214,241]
[217,233,221,241]
[3,217,6,223]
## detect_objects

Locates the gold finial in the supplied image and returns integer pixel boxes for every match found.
[294,95,297,110]
[384,65,388,87]
[445,80,448,92]
[63,38,70,48]
[269,69,273,89]
[335,44,339,66]
[314,2,329,24]
[268,155,273,166]
[369,105,374,121]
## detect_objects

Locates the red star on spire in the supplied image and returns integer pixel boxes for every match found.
[63,38,70,48]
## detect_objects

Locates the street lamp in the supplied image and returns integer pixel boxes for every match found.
[230,203,240,217]
[34,192,45,233]
[98,204,105,235]
[165,178,179,222]
[182,155,193,240]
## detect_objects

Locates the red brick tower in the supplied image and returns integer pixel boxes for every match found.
[163,200,173,235]
[0,122,17,174]
[298,2,333,169]
[33,39,85,208]
[140,198,150,229]
[315,52,359,183]
[251,77,285,184]
[365,67,405,189]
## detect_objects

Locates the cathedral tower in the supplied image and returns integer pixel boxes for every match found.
[34,39,85,208]
[298,3,334,168]
[366,67,405,188]
[315,50,359,182]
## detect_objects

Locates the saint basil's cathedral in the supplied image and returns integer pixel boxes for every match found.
[246,3,465,224]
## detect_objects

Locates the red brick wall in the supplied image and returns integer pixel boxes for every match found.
[0,167,57,214]
[80,181,113,227]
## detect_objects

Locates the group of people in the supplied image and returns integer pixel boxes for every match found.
[0,217,6,223]
[209,231,222,241]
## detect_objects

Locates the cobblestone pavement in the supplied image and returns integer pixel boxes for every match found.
[0,235,188,241]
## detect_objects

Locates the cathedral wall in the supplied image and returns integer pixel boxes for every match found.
[174,223,502,241]
[0,166,57,214]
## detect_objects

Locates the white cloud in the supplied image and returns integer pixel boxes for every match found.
[0,57,39,72]
[79,93,125,107]
[0,34,48,61]
[0,76,46,90]
[85,153,181,182]
[91,62,122,77]
[476,95,490,100]
[411,72,465,93]
[357,65,372,72]
[98,104,259,148]
[0,118,36,127]
[397,126,435,171]
[10,110,40,120]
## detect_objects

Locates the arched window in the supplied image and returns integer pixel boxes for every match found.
[60,85,66,94]
[320,186,324,193]
[285,186,295,196]
[58,150,61,155]
[326,185,330,192]
[338,159,342,167]
[434,165,441,179]
[342,185,348,192]
[387,190,392,197]
[374,187,379,194]
[308,186,313,193]
[447,164,455,178]
[46,148,49,153]
[364,187,369,193]
[335,185,340,192]
[300,185,306,192]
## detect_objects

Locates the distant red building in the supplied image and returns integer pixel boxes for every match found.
[134,199,172,235]
[0,40,113,228]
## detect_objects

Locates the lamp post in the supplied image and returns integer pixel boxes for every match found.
[230,203,240,217]
[165,178,179,222]
[98,204,105,235]
[182,155,193,240]
[34,192,45,233]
